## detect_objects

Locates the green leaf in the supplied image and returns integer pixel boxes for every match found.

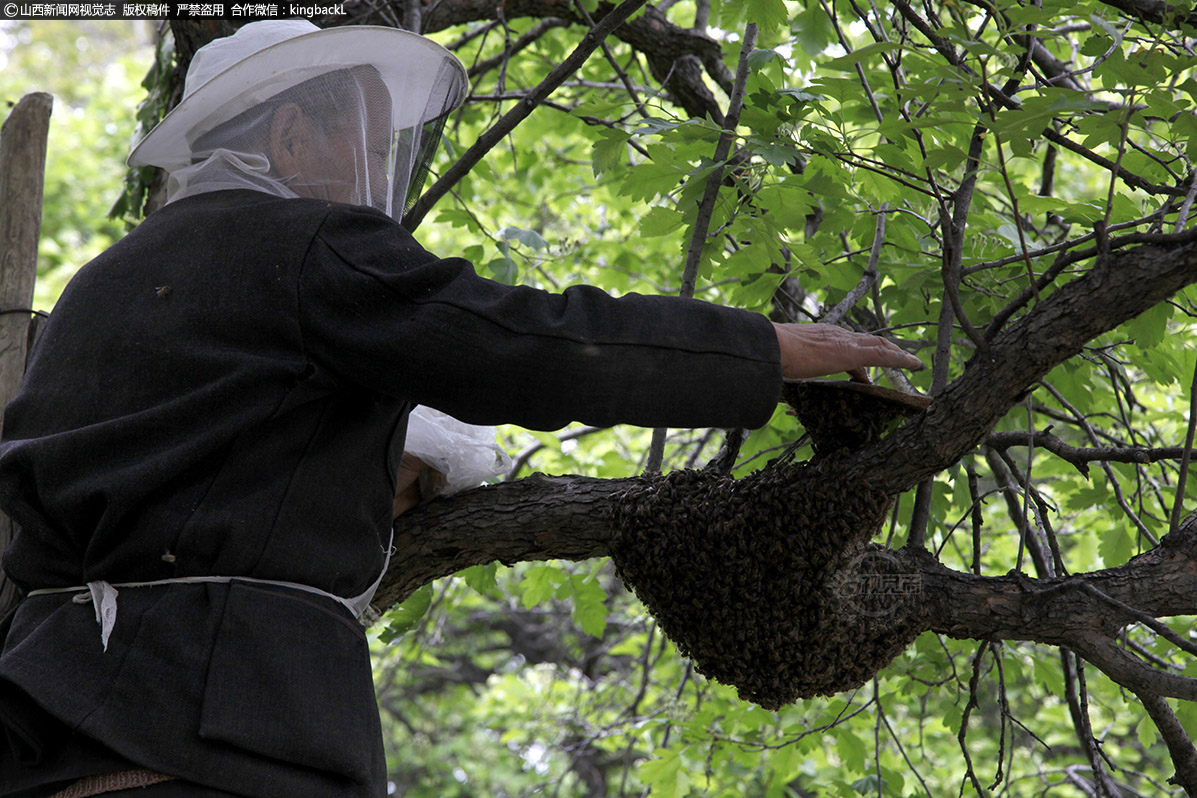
[639,205,687,237]
[1178,697,1197,739]
[485,255,518,286]
[922,145,968,171]
[519,565,565,609]
[621,161,684,203]
[379,583,433,642]
[592,128,630,177]
[747,48,781,71]
[1099,528,1135,567]
[1127,302,1173,350]
[436,208,478,230]
[824,41,903,73]
[834,728,867,773]
[638,748,691,798]
[746,0,789,33]
[568,573,609,637]
[1034,655,1066,695]
[461,562,498,594]
[501,225,550,251]
[1136,715,1158,749]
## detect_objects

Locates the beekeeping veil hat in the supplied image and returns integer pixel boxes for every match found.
[128,20,468,220]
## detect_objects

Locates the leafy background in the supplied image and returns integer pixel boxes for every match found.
[5,3,1197,794]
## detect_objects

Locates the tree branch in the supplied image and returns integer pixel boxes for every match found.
[379,477,1197,690]
[404,0,651,230]
[1136,690,1197,794]
[986,430,1191,478]
[842,238,1197,495]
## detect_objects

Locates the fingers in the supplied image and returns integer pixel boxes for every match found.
[856,333,925,372]
[773,322,924,381]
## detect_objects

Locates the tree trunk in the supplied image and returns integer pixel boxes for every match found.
[0,93,52,618]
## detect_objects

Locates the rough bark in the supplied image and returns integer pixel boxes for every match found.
[381,472,1197,696]
[373,473,631,609]
[839,237,1197,494]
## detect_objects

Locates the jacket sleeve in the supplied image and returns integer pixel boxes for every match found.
[297,204,781,431]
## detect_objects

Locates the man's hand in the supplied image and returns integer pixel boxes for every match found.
[774,322,923,383]
[393,453,445,518]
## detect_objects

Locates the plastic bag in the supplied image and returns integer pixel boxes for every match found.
[402,406,512,496]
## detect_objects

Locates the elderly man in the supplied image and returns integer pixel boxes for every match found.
[0,20,922,798]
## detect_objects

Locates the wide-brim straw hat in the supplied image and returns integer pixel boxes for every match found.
[128,20,468,171]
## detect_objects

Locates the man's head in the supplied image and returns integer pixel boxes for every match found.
[266,66,393,207]
[129,21,467,220]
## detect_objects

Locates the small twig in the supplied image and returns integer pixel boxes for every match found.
[467,18,571,79]
[966,459,984,574]
[677,24,757,299]
[876,693,934,796]
[957,642,990,797]
[1102,89,1136,240]
[645,22,758,474]
[906,274,956,550]
[1174,170,1197,233]
[405,0,652,231]
[988,642,1010,791]
[821,203,889,325]
[989,448,1053,577]
[505,425,609,480]
[873,679,883,798]
[1135,689,1197,794]
[986,430,1192,477]
[1016,395,1035,573]
[1169,359,1197,535]
[571,0,652,120]
[979,59,1040,307]
[1040,381,1157,546]
[402,0,421,32]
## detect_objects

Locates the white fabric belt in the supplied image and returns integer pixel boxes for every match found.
[28,534,393,652]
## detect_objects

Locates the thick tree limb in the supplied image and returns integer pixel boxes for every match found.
[375,473,633,609]
[379,474,1197,697]
[841,238,1197,495]
[1095,0,1197,28]
[380,237,1197,677]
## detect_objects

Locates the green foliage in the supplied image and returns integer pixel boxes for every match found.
[0,22,154,309]
[394,0,1197,791]
[19,5,1197,796]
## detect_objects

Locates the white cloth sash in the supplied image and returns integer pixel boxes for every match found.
[27,533,394,652]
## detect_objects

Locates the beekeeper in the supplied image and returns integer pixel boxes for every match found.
[0,20,923,798]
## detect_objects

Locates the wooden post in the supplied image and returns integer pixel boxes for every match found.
[0,93,53,617]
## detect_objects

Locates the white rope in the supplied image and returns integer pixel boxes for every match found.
[28,533,393,651]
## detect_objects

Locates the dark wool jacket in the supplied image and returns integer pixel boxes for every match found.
[0,190,781,797]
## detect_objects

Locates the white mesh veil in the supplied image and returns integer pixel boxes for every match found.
[129,22,468,222]
[168,63,460,218]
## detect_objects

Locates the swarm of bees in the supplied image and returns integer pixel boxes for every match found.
[609,380,930,709]
[781,379,930,458]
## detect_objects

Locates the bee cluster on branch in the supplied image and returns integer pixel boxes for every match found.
[609,381,930,709]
